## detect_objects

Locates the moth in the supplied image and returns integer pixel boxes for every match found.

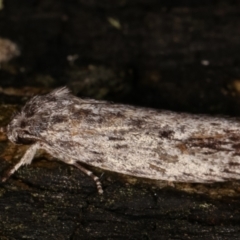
[1,87,240,194]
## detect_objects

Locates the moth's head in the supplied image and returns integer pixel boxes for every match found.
[5,112,35,144]
[2,87,71,144]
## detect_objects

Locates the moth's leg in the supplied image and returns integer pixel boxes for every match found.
[38,142,103,194]
[2,142,40,182]
[73,162,103,195]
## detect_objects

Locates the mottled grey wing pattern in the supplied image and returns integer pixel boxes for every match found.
[40,92,240,183]
[4,87,240,194]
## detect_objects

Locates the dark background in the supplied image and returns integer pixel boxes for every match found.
[1,0,240,113]
[1,0,240,239]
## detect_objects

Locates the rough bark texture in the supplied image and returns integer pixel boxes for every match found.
[1,0,240,239]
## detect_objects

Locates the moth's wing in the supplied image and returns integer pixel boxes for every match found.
[42,101,240,183]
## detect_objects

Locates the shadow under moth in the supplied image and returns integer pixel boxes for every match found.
[1,87,240,194]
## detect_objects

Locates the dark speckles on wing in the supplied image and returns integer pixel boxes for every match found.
[159,130,174,139]
[104,111,125,119]
[149,163,166,174]
[129,119,146,128]
[114,144,128,149]
[73,108,92,118]
[55,140,81,151]
[232,143,240,151]
[90,150,103,155]
[72,107,105,125]
[228,161,240,167]
[228,135,240,142]
[108,136,125,141]
[232,152,240,157]
[210,122,221,126]
[223,168,238,174]
[51,115,69,124]
[131,169,147,176]
[185,137,230,152]
[96,111,126,126]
